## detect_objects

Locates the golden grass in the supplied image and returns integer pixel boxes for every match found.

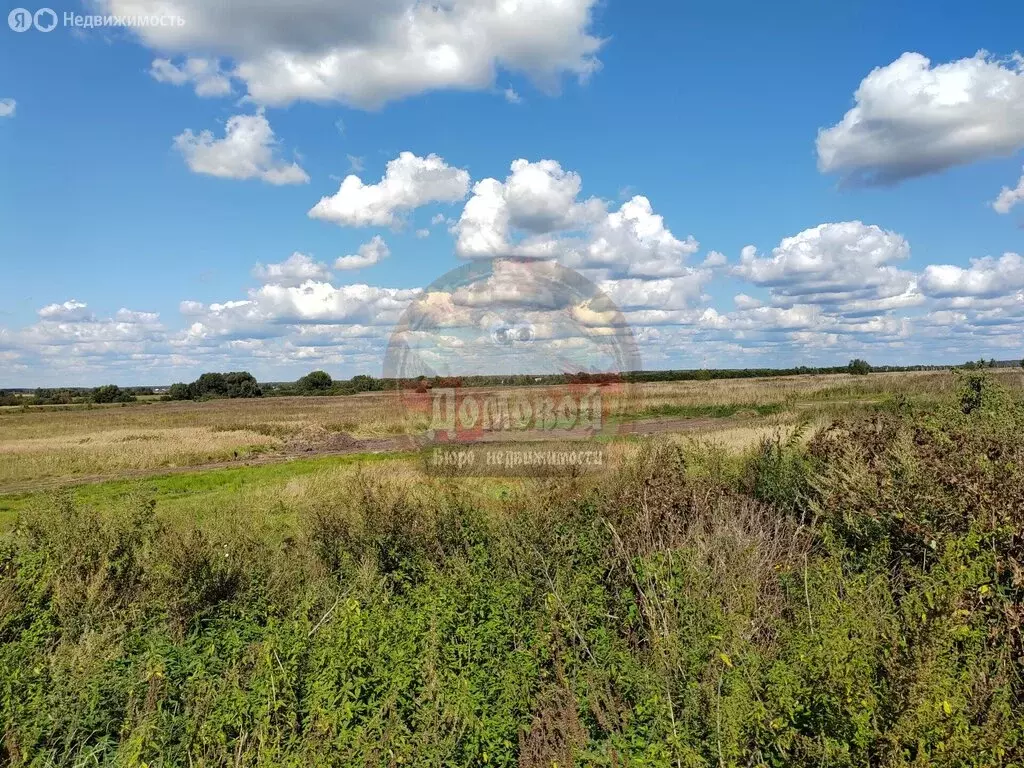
[0,427,281,486]
[1,369,1020,492]
[628,369,1023,411]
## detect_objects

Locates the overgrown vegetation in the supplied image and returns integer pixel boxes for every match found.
[166,371,263,401]
[90,384,137,404]
[1,372,1022,765]
[846,357,871,375]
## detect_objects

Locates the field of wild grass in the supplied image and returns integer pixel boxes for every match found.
[4,370,1021,492]
[1,370,1024,765]
[0,393,409,489]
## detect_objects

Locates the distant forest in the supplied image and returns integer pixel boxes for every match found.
[2,357,1022,407]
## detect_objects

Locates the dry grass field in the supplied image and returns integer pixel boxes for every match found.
[2,369,1021,494]
[0,370,1015,495]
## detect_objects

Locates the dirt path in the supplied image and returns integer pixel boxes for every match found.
[0,416,730,497]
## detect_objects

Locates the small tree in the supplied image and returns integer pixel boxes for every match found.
[92,387,136,405]
[350,374,376,393]
[297,370,333,393]
[166,383,193,401]
[847,359,871,376]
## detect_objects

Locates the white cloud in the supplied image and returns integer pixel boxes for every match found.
[818,51,1024,185]
[454,159,701,285]
[600,274,710,311]
[0,99,15,118]
[701,250,728,269]
[504,88,522,104]
[920,253,1024,298]
[733,221,918,314]
[38,300,94,322]
[15,304,167,366]
[182,282,420,341]
[455,159,602,259]
[733,294,763,310]
[504,159,602,234]
[700,304,822,333]
[150,57,232,97]
[253,252,332,286]
[173,112,309,185]
[568,196,700,279]
[309,152,469,227]
[115,309,160,324]
[993,168,1024,214]
[98,0,603,109]
[415,228,431,239]
[334,236,390,270]
[454,160,701,283]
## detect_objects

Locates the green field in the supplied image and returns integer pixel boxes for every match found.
[1,371,1023,766]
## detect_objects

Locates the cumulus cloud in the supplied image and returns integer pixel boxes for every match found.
[38,300,94,322]
[173,112,309,185]
[0,99,15,118]
[817,51,1024,185]
[732,221,919,314]
[115,309,160,324]
[309,152,469,228]
[599,275,710,311]
[568,196,700,279]
[150,57,232,97]
[334,236,391,270]
[253,252,332,286]
[993,168,1024,214]
[183,282,421,341]
[454,159,697,281]
[920,252,1024,298]
[733,294,764,310]
[10,303,168,376]
[455,159,602,259]
[97,0,604,108]
[700,304,822,333]
[701,250,728,269]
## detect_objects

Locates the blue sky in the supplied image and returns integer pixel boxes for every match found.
[1,0,1023,385]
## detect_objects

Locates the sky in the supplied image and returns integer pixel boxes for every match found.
[1,0,1023,386]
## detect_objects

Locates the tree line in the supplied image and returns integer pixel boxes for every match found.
[0,385,144,406]
[5,358,1024,408]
